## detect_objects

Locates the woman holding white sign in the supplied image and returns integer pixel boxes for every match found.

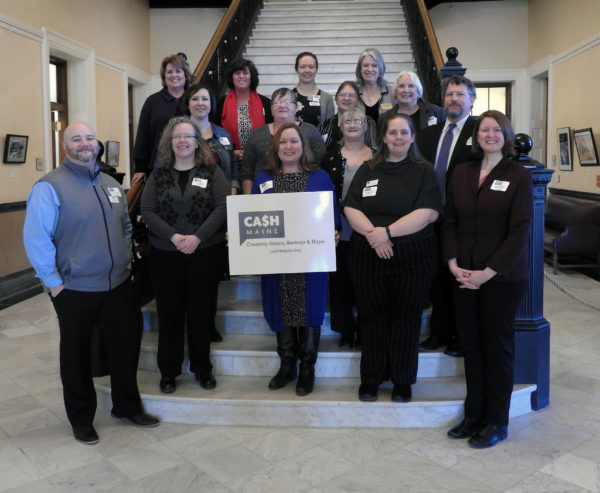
[252,122,339,396]
[343,113,441,403]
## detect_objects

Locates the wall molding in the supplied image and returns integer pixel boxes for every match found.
[0,202,26,213]
[548,187,600,202]
[0,14,42,42]
[552,31,600,67]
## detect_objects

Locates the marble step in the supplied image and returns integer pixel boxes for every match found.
[246,37,409,48]
[252,58,414,72]
[142,298,431,338]
[261,1,403,8]
[245,44,412,56]
[256,15,404,26]
[249,35,408,47]
[252,27,405,37]
[260,3,404,16]
[95,371,536,428]
[138,332,461,378]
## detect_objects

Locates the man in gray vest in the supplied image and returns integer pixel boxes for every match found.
[23,122,159,445]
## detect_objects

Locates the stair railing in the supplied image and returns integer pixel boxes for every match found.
[193,0,263,97]
[401,0,444,106]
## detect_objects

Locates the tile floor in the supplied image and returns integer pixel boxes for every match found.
[0,266,599,492]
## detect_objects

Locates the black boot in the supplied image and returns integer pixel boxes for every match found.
[268,326,298,390]
[296,326,320,396]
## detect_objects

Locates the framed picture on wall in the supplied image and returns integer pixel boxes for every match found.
[573,128,599,166]
[106,140,120,167]
[557,127,572,171]
[3,134,29,164]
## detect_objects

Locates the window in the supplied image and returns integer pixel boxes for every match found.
[49,58,68,168]
[472,83,511,119]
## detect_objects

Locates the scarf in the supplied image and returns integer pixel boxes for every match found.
[221,90,266,150]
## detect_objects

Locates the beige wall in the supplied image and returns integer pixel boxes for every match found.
[528,0,600,64]
[0,31,45,203]
[150,8,226,74]
[430,0,600,195]
[96,64,126,165]
[0,0,151,71]
[0,210,30,277]
[526,0,600,193]
[0,0,152,280]
[429,0,528,70]
[550,43,600,193]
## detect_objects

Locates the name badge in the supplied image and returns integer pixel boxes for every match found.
[427,116,438,126]
[192,177,208,188]
[309,100,321,106]
[366,179,379,187]
[108,195,120,204]
[107,187,122,197]
[259,180,273,193]
[219,136,231,147]
[380,103,392,111]
[491,180,510,192]
[466,137,473,146]
[363,186,377,197]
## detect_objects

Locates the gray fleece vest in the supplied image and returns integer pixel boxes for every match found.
[41,159,132,291]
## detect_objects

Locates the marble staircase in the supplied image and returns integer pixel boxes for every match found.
[246,0,416,97]
[95,276,537,428]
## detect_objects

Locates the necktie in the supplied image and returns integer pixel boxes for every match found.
[434,123,456,203]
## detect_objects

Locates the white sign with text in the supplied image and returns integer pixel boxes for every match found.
[226,191,336,275]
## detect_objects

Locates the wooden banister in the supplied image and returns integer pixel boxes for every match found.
[126,179,145,216]
[417,0,443,71]
[193,0,241,80]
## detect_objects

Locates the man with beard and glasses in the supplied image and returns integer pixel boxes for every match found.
[417,75,477,357]
[23,122,158,445]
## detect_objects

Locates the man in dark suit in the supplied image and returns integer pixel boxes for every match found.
[416,75,477,356]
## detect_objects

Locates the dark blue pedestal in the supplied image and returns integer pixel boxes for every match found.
[513,164,554,410]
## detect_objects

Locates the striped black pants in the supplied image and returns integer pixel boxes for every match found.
[349,235,437,385]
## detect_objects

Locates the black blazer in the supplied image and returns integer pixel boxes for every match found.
[417,116,477,180]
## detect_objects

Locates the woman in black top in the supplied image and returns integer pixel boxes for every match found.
[141,117,228,394]
[293,52,334,126]
[343,113,441,403]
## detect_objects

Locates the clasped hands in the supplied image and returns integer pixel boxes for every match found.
[365,227,393,259]
[448,260,496,289]
[171,233,200,254]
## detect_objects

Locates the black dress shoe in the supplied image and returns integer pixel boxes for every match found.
[358,383,379,402]
[159,377,176,394]
[444,340,463,357]
[447,417,481,439]
[391,384,412,403]
[419,335,446,352]
[338,335,353,349]
[72,425,99,445]
[210,327,223,342]
[196,372,217,390]
[111,411,160,427]
[468,424,507,448]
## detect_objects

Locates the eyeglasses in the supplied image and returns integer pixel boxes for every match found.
[338,93,357,98]
[272,100,295,106]
[343,119,365,126]
[172,134,197,140]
